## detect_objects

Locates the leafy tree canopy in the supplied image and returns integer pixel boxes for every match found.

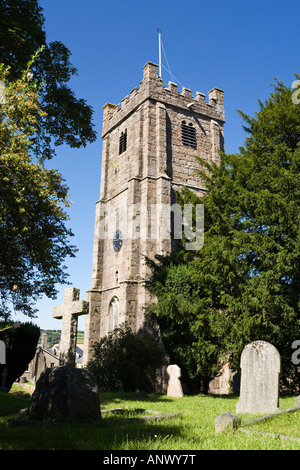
[0,58,76,319]
[0,0,96,160]
[147,77,300,393]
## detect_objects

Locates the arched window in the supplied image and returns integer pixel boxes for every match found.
[108,297,119,332]
[181,121,196,148]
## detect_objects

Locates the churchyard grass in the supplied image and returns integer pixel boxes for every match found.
[0,390,299,450]
[0,389,29,420]
[245,409,300,438]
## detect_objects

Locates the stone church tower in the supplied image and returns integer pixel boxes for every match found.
[83,62,225,363]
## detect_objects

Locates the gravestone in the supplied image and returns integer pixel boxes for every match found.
[166,364,184,397]
[215,411,241,433]
[53,287,88,367]
[236,340,281,414]
[0,340,6,365]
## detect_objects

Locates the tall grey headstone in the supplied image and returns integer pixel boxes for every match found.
[53,288,89,367]
[166,364,184,397]
[0,340,6,364]
[236,340,281,414]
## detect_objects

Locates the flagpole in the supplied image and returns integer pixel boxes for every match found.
[158,28,162,78]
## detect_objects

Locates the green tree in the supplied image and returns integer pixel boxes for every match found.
[147,77,300,393]
[146,253,227,393]
[0,59,76,319]
[0,321,40,391]
[0,0,96,160]
[87,323,166,393]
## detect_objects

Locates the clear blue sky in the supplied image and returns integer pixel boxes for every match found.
[17,0,299,330]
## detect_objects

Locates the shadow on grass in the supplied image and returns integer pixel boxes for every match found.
[0,409,185,450]
[100,392,174,406]
[0,391,30,417]
[208,394,239,400]
[0,389,187,450]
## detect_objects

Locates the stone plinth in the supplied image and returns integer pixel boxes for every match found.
[28,366,101,423]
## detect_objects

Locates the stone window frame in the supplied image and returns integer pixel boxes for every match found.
[108,296,119,332]
[181,121,197,149]
[119,129,127,155]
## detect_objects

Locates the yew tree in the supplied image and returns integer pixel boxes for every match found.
[147,77,300,393]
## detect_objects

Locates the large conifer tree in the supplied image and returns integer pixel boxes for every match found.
[147,78,300,393]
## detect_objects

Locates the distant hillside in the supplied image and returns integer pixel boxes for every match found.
[40,330,85,347]
[77,331,84,344]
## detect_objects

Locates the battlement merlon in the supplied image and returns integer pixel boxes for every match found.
[102,61,225,138]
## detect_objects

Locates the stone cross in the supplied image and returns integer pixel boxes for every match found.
[53,287,89,367]
[166,364,184,397]
[236,340,281,414]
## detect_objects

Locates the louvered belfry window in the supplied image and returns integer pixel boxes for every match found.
[119,129,127,154]
[181,121,196,148]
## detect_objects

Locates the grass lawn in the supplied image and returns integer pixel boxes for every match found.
[0,388,299,450]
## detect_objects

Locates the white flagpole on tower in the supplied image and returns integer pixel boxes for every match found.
[157,28,162,78]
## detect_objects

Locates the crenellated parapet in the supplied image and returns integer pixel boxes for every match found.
[102,62,225,138]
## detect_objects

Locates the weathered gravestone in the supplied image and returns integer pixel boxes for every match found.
[236,340,281,414]
[28,366,101,423]
[215,411,241,433]
[53,287,88,366]
[166,364,184,398]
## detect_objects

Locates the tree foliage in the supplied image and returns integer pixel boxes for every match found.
[0,59,76,318]
[147,77,300,393]
[87,323,166,393]
[0,0,96,160]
